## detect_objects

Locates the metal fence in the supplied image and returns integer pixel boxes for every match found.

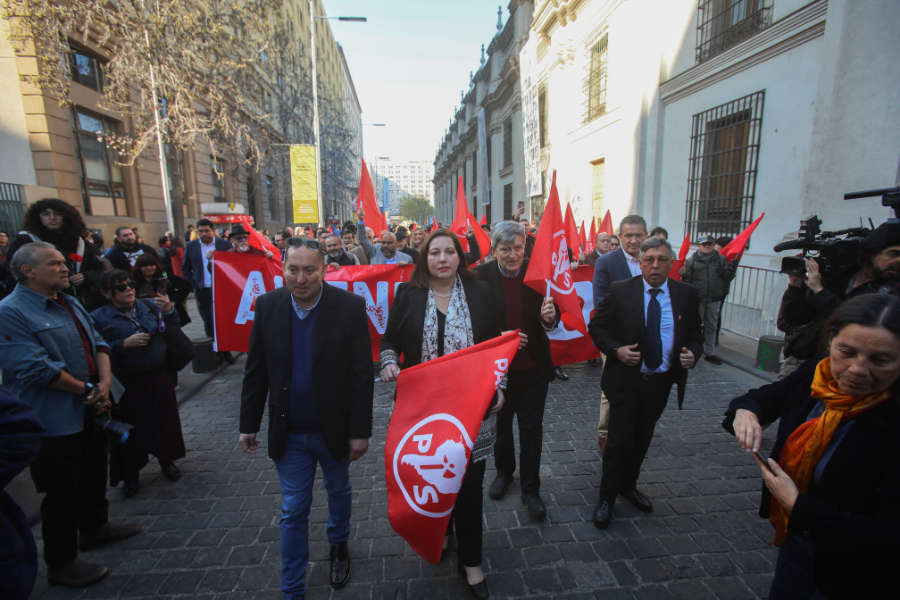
[721,264,787,341]
[0,183,26,234]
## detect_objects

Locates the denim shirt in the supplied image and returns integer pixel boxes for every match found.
[0,286,109,437]
[90,300,179,375]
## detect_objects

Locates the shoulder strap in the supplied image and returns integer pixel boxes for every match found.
[20,231,40,243]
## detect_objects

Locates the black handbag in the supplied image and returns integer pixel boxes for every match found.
[140,299,194,371]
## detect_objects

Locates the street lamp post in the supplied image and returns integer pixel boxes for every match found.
[310,7,366,227]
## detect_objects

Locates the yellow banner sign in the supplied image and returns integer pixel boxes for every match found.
[290,145,318,224]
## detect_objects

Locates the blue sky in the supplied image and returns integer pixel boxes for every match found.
[324,0,506,163]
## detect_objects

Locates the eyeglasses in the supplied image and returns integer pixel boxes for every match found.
[231,235,249,242]
[107,281,138,292]
[640,257,671,266]
[496,245,525,257]
[286,238,321,250]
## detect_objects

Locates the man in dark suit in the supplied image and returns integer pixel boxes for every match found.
[581,232,611,267]
[238,240,374,598]
[591,215,649,451]
[474,221,560,519]
[182,219,231,339]
[588,236,703,528]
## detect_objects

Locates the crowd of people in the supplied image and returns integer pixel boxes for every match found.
[1,196,899,600]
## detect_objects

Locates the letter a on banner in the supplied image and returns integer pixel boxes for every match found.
[290,144,319,224]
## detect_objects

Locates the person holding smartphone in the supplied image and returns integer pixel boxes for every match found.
[91,270,185,499]
[724,294,900,599]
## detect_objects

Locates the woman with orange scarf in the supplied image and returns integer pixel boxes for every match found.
[724,294,900,600]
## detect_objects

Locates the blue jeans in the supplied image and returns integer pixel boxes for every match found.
[274,432,352,600]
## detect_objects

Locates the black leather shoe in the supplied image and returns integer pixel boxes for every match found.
[593,500,612,529]
[47,558,109,587]
[619,489,653,513]
[159,460,181,481]
[123,477,139,498]
[79,522,142,552]
[588,358,600,367]
[488,475,512,500]
[221,351,237,364]
[457,563,490,599]
[555,368,569,381]
[521,494,547,519]
[329,542,351,589]
[704,355,723,365]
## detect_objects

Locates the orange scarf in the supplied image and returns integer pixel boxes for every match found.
[769,357,890,546]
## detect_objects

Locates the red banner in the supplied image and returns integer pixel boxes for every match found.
[387,331,520,563]
[547,266,602,365]
[213,257,601,365]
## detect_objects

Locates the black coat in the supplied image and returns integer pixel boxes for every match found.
[473,259,560,382]
[239,284,374,461]
[106,242,160,272]
[380,279,502,371]
[723,358,900,599]
[588,276,704,409]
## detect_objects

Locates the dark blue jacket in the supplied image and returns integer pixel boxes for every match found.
[182,237,231,292]
[0,383,44,600]
[592,247,634,309]
[90,300,179,374]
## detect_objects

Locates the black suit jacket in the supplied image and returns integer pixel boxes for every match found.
[182,237,231,292]
[588,276,704,408]
[380,279,501,370]
[723,358,900,598]
[473,259,560,382]
[239,284,374,461]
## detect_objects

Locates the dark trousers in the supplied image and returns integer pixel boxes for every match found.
[195,288,214,338]
[447,458,486,568]
[494,369,550,495]
[599,372,673,504]
[29,412,109,568]
[769,535,827,599]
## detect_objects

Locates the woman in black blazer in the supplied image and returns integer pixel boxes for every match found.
[380,229,503,600]
[723,294,900,600]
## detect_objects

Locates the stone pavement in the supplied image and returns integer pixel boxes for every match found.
[27,357,781,600]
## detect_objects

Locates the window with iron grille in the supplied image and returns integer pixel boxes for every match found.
[503,118,513,169]
[539,85,548,148]
[503,183,513,220]
[685,91,765,241]
[591,160,605,222]
[696,0,771,63]
[582,34,608,124]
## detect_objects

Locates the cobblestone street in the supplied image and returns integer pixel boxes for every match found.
[27,357,780,600]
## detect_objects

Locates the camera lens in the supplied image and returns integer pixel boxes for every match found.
[94,417,134,444]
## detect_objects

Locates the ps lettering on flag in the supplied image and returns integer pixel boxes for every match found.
[523,171,586,332]
[386,331,521,564]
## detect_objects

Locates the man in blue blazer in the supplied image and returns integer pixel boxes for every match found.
[591,215,649,452]
[182,219,231,340]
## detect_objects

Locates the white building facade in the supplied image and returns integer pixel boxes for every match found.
[367,158,435,209]
[521,0,900,268]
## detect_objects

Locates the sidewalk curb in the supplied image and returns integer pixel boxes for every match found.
[716,345,778,383]
[12,355,244,528]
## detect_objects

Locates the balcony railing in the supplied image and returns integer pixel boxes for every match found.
[696,3,771,63]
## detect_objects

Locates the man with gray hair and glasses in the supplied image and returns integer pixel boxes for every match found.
[587,236,703,528]
[474,221,560,519]
[0,243,141,587]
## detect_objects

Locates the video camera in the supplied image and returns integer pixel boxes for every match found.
[774,187,900,286]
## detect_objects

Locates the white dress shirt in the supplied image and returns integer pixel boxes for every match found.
[200,240,216,288]
[625,252,642,277]
[640,279,674,373]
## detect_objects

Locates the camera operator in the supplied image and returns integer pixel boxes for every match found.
[779,222,900,362]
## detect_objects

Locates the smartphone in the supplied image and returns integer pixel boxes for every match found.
[517,201,524,212]
[156,278,168,296]
[753,451,774,472]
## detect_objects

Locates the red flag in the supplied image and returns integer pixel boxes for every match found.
[669,233,691,281]
[467,211,491,262]
[523,171,586,332]
[587,218,597,253]
[386,331,520,563]
[598,209,614,236]
[564,204,581,255]
[410,222,417,232]
[721,213,765,261]
[479,213,487,226]
[358,158,383,234]
[381,211,389,234]
[450,176,469,234]
[547,266,602,365]
[246,221,280,257]
[579,222,587,254]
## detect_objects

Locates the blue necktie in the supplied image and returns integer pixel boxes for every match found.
[645,289,663,370]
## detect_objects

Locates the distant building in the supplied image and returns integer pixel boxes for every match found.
[367,158,435,209]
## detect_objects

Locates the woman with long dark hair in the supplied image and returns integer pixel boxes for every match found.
[724,294,900,599]
[91,269,186,498]
[2,199,104,307]
[131,253,192,328]
[379,229,504,599]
